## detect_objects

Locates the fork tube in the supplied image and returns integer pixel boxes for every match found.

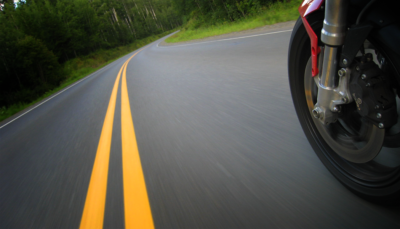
[319,0,348,89]
[313,0,349,125]
[321,0,348,46]
[319,46,338,89]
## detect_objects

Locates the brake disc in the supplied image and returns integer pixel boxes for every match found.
[304,58,385,163]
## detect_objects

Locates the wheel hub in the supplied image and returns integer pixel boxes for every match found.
[305,57,385,163]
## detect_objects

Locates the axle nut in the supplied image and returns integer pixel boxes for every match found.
[312,108,322,119]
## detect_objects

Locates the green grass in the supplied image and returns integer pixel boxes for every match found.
[165,0,301,43]
[0,31,172,123]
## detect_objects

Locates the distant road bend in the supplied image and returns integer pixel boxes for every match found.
[1,23,400,228]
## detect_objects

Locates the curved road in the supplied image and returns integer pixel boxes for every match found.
[1,24,400,228]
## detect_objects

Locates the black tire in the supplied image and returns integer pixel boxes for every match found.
[288,15,400,205]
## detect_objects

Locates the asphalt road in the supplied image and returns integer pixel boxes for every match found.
[1,26,400,229]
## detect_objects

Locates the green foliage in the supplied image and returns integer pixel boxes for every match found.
[0,30,172,122]
[171,0,284,26]
[166,0,300,43]
[17,36,63,86]
[0,0,181,110]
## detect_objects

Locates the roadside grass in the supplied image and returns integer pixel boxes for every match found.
[0,31,172,123]
[165,0,301,43]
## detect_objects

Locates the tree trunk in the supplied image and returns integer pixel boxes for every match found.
[194,0,204,15]
[220,0,233,21]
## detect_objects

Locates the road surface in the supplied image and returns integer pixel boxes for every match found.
[1,24,400,228]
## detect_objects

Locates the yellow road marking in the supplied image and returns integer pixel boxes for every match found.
[80,49,153,229]
[121,52,155,229]
[80,60,127,229]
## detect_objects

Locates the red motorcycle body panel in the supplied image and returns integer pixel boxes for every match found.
[299,0,324,18]
[301,17,321,76]
[299,0,324,76]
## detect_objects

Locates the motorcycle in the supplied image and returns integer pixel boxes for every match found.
[288,0,400,205]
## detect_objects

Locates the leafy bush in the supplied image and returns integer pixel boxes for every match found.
[166,0,300,43]
[17,36,64,88]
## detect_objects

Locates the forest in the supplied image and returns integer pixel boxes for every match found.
[172,0,283,28]
[0,0,283,109]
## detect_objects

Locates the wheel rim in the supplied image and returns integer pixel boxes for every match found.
[304,57,385,163]
[303,57,400,188]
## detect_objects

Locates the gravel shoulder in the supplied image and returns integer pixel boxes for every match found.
[159,20,296,47]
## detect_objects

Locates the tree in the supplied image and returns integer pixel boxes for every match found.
[0,0,182,107]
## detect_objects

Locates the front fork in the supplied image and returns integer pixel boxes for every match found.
[312,0,352,125]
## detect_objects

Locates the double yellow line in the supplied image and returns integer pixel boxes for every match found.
[80,50,154,229]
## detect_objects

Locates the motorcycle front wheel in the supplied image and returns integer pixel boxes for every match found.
[288,15,400,205]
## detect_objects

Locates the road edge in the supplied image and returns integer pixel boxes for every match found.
[158,20,296,47]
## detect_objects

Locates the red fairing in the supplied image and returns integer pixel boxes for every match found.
[299,0,324,76]
[301,17,321,76]
[299,0,324,18]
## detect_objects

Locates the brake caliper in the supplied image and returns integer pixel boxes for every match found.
[349,53,398,129]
